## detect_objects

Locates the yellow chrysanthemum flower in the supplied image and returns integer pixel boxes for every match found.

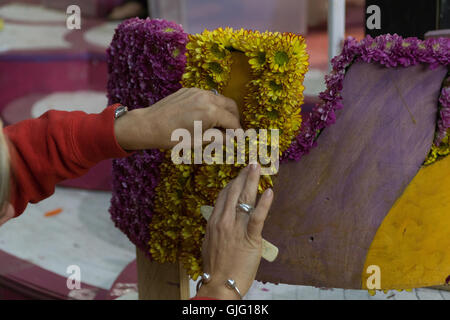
[149,27,309,278]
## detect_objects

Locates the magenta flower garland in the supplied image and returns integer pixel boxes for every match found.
[108,18,188,253]
[437,86,450,144]
[282,34,450,163]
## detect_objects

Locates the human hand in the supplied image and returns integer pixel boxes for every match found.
[114,88,241,150]
[0,203,14,227]
[196,164,274,299]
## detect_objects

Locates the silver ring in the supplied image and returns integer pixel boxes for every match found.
[237,202,254,215]
[210,88,219,95]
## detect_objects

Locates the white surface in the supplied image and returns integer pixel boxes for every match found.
[0,3,66,22]
[327,0,345,70]
[245,285,449,300]
[0,22,70,52]
[84,22,120,49]
[0,187,135,290]
[115,291,139,300]
[31,91,108,118]
[189,279,448,300]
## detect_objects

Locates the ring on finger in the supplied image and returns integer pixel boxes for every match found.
[210,88,219,96]
[237,202,254,215]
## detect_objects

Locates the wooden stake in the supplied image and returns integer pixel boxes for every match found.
[136,247,190,300]
[179,261,190,300]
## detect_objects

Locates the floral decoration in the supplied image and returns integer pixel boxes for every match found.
[108,21,449,280]
[149,27,309,278]
[108,18,188,253]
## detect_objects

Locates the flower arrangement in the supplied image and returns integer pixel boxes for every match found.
[149,28,309,278]
[108,20,449,281]
[283,34,450,164]
[108,22,309,277]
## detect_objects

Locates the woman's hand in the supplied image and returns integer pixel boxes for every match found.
[196,164,274,299]
[114,88,241,150]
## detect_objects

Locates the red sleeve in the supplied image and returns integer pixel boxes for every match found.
[3,104,130,217]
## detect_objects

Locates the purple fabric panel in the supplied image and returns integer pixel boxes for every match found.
[256,63,447,288]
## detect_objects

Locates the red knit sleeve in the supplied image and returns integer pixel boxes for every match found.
[3,104,130,217]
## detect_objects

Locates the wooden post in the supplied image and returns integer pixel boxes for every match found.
[136,248,190,300]
[178,262,190,300]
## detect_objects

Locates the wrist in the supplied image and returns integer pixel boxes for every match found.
[196,281,241,300]
[114,108,147,151]
[114,110,131,150]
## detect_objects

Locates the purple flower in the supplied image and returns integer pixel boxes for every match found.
[107,18,187,109]
[107,18,188,254]
[436,85,450,145]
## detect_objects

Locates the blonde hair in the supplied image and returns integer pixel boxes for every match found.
[0,122,10,213]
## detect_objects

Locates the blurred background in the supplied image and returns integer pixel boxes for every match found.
[0,0,448,300]
[0,0,365,132]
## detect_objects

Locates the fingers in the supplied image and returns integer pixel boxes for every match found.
[236,164,260,223]
[208,91,241,129]
[177,88,241,130]
[209,105,241,130]
[205,183,231,269]
[209,182,230,227]
[192,88,241,130]
[247,188,273,240]
[211,93,240,120]
[221,167,250,223]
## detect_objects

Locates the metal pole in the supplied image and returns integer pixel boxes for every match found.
[147,0,187,30]
[328,0,346,70]
[147,0,158,18]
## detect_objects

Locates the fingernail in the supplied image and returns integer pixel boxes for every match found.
[264,188,273,197]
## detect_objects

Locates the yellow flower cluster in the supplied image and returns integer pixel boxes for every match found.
[424,130,450,165]
[183,27,308,153]
[148,28,309,278]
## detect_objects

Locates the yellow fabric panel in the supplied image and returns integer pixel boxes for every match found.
[362,156,450,290]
